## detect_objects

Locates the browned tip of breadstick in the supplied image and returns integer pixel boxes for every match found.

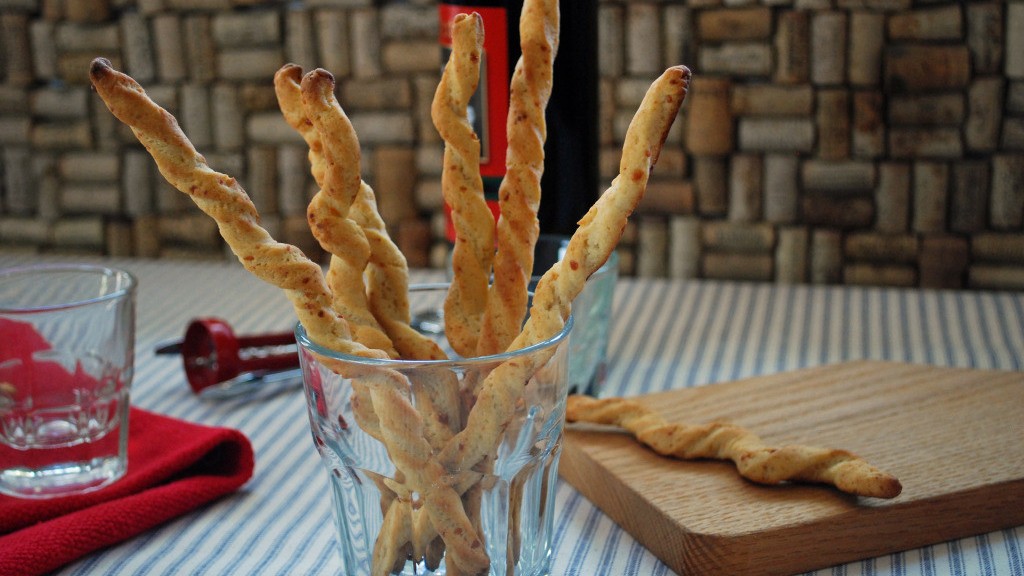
[274,63,328,190]
[646,65,690,168]
[275,62,303,83]
[302,68,335,91]
[90,58,143,104]
[274,64,310,133]
[272,63,303,95]
[300,68,362,200]
[566,395,902,499]
[90,57,113,76]
[300,69,342,123]
[452,10,481,26]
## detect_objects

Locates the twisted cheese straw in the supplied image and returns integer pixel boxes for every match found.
[88,57,381,359]
[301,69,397,356]
[429,16,497,574]
[476,0,559,357]
[456,7,558,569]
[565,395,903,498]
[276,61,402,484]
[438,65,692,474]
[274,64,448,362]
[431,12,493,357]
[373,496,412,574]
[277,64,462,571]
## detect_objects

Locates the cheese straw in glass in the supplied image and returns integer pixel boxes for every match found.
[296,283,573,576]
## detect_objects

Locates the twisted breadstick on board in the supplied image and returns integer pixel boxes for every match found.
[88,58,381,359]
[301,69,397,357]
[476,0,559,357]
[565,395,903,499]
[437,65,692,475]
[432,12,493,358]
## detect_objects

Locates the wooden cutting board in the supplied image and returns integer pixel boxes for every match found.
[559,361,1024,576]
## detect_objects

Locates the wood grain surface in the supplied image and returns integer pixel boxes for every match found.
[558,361,1024,576]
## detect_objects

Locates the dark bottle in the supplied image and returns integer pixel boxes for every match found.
[438,1,598,238]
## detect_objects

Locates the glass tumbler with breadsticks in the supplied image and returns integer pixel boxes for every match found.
[87,1,690,571]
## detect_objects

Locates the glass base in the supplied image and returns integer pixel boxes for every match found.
[325,448,560,576]
[0,455,126,499]
[383,551,553,576]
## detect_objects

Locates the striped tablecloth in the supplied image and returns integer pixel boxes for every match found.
[2,254,1021,576]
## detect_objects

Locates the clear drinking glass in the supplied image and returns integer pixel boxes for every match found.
[297,284,573,576]
[0,264,136,499]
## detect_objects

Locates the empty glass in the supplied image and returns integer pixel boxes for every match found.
[0,264,136,499]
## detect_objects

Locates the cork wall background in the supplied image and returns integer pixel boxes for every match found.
[0,0,1022,290]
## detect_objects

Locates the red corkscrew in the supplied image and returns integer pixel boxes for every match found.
[170,318,298,394]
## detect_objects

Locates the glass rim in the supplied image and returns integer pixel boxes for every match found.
[294,282,575,368]
[0,263,137,313]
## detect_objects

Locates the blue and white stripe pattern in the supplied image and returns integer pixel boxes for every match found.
[2,254,1020,576]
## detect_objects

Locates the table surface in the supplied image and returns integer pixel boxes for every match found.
[2,253,1021,576]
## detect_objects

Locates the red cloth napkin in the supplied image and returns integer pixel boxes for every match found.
[0,318,255,575]
[0,407,255,575]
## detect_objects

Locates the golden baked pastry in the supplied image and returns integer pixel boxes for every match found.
[88,57,382,360]
[301,68,397,356]
[566,395,903,499]
[431,12,493,358]
[476,0,559,357]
